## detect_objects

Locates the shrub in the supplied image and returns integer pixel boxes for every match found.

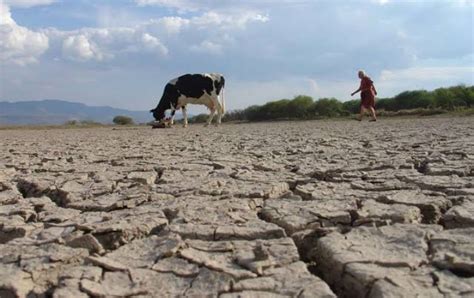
[64,120,102,126]
[393,90,433,110]
[80,120,102,126]
[311,98,344,117]
[65,120,78,126]
[188,114,208,123]
[222,109,246,122]
[376,98,397,111]
[260,99,291,120]
[216,84,473,122]
[342,100,360,114]
[113,115,134,125]
[287,95,314,118]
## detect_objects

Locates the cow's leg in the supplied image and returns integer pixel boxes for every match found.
[213,97,223,126]
[205,108,216,127]
[170,108,176,125]
[182,106,188,128]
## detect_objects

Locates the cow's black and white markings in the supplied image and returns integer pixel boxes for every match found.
[150,73,226,127]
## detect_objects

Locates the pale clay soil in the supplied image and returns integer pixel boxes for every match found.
[0,117,473,297]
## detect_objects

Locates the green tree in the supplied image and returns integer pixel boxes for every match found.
[433,88,455,110]
[287,95,314,119]
[393,90,433,110]
[113,115,134,125]
[222,110,246,122]
[311,98,344,117]
[245,105,265,121]
[342,100,360,114]
[467,86,474,107]
[375,98,396,111]
[260,99,291,120]
[447,85,471,107]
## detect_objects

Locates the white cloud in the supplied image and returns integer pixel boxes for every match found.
[192,11,269,29]
[62,35,106,62]
[0,3,49,65]
[135,0,269,29]
[140,33,168,55]
[1,0,267,65]
[144,10,268,36]
[57,28,169,62]
[148,16,190,35]
[190,40,223,55]
[3,0,56,8]
[0,3,15,25]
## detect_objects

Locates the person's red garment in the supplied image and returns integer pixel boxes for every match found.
[360,76,375,108]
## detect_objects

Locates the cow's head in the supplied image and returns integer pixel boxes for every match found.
[151,83,179,122]
[150,107,166,121]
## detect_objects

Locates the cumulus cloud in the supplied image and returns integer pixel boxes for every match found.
[192,11,269,29]
[145,10,268,35]
[0,3,49,65]
[0,3,14,25]
[148,16,190,35]
[58,28,168,62]
[1,0,268,65]
[139,33,168,55]
[135,0,269,29]
[139,10,268,57]
[62,35,106,62]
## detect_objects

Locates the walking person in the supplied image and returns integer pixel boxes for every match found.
[351,70,377,121]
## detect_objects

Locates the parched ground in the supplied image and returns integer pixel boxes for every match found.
[1,117,473,297]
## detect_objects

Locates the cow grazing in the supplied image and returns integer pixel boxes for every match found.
[150,73,226,127]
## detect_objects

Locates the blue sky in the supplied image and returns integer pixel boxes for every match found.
[1,0,473,113]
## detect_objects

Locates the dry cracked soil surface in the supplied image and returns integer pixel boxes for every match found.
[0,117,473,298]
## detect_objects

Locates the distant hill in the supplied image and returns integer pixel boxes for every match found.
[0,100,155,125]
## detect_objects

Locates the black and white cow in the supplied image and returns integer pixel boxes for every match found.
[150,73,226,127]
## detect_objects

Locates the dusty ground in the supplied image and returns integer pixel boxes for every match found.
[1,117,473,297]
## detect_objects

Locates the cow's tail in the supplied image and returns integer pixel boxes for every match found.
[220,86,226,115]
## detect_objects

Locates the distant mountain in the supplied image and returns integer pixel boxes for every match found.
[0,100,155,125]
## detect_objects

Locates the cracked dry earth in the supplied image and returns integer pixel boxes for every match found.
[0,117,473,298]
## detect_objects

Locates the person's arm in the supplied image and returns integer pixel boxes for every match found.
[351,87,361,96]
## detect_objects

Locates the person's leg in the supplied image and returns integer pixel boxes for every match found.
[358,106,366,121]
[369,106,377,121]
